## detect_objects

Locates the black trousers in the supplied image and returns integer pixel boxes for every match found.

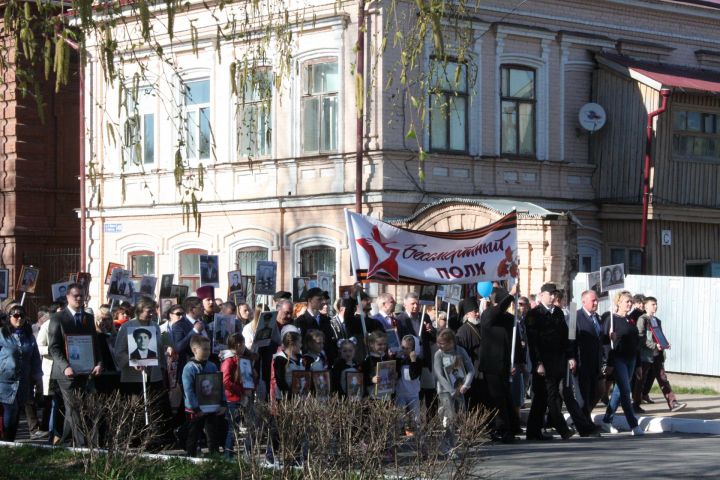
[484,373,520,436]
[56,375,92,446]
[577,368,599,418]
[527,373,570,437]
[562,376,596,434]
[466,377,492,413]
[185,411,226,457]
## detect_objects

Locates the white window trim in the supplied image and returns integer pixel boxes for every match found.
[231,66,276,162]
[291,236,341,287]
[227,238,274,274]
[174,68,213,168]
[292,45,344,157]
[118,83,158,172]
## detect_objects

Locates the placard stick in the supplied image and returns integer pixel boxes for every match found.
[20,291,26,306]
[141,369,149,425]
[609,289,615,350]
[566,302,577,386]
[509,275,519,380]
[419,305,426,337]
[446,301,451,322]
[357,293,367,340]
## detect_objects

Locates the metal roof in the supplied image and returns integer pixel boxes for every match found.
[384,197,562,224]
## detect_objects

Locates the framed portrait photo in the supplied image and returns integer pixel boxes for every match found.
[139,275,157,297]
[228,270,243,295]
[107,268,132,301]
[159,274,174,298]
[600,263,625,292]
[418,285,438,306]
[0,268,10,299]
[160,298,177,319]
[196,372,223,413]
[199,254,220,288]
[649,322,671,350]
[252,311,276,351]
[374,360,397,398]
[293,277,310,302]
[65,334,96,374]
[212,314,237,354]
[345,371,363,399]
[239,358,255,390]
[254,261,277,295]
[291,371,312,397]
[127,325,160,367]
[170,284,189,304]
[104,262,124,285]
[18,265,40,294]
[445,284,462,305]
[312,371,331,399]
[386,328,401,354]
[52,281,73,303]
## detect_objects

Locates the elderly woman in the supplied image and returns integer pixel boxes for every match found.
[601,290,643,436]
[94,305,120,394]
[0,305,42,441]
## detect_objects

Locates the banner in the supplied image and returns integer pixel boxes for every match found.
[345,209,518,285]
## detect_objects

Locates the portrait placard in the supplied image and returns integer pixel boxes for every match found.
[0,268,8,299]
[588,270,608,298]
[104,262,124,285]
[345,371,363,399]
[200,254,220,288]
[212,314,237,354]
[65,334,96,374]
[239,358,255,390]
[418,285,438,306]
[386,329,401,353]
[108,268,132,301]
[52,281,73,302]
[254,261,277,295]
[251,311,276,351]
[228,269,243,296]
[127,325,160,367]
[291,371,312,396]
[312,371,331,399]
[76,272,91,294]
[160,298,177,319]
[170,284,189,304]
[374,360,397,397]
[317,271,334,306]
[293,277,310,301]
[139,275,157,297]
[445,284,462,305]
[600,263,625,292]
[18,265,40,294]
[196,372,223,413]
[159,274,174,298]
[649,321,671,350]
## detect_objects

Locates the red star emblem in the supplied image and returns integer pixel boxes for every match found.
[356,225,400,282]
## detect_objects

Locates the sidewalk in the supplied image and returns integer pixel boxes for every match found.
[589,393,720,434]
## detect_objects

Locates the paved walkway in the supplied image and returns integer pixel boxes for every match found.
[592,393,720,420]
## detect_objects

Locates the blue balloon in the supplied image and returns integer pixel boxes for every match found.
[477,281,493,298]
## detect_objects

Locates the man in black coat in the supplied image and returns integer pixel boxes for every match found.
[574,289,605,418]
[478,286,520,443]
[456,296,488,412]
[294,287,338,364]
[525,283,574,441]
[48,284,103,446]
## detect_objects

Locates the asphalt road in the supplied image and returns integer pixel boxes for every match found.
[478,432,720,479]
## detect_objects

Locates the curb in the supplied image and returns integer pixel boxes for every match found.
[0,441,209,463]
[589,414,720,435]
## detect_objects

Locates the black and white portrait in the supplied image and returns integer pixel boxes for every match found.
[0,269,8,299]
[127,325,159,367]
[199,254,220,287]
[228,269,243,294]
[108,268,132,301]
[600,263,625,292]
[159,274,174,298]
[18,265,40,294]
[52,281,73,302]
[255,261,277,295]
[140,275,157,296]
[293,277,309,301]
[196,372,223,413]
[419,284,438,305]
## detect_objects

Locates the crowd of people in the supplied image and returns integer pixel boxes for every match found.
[0,280,686,462]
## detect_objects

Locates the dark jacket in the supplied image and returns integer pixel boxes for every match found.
[295,311,338,365]
[572,308,606,379]
[48,308,103,380]
[525,304,571,378]
[604,314,639,363]
[396,312,436,369]
[478,294,515,376]
[456,322,483,374]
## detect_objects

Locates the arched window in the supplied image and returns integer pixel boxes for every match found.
[299,246,336,277]
[129,250,155,278]
[235,247,269,276]
[179,248,208,291]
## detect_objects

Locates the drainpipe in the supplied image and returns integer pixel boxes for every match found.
[355,0,365,214]
[640,89,671,274]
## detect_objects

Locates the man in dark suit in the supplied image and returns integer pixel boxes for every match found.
[574,289,605,417]
[478,286,520,443]
[294,287,338,364]
[48,283,103,446]
[396,291,437,418]
[525,283,574,441]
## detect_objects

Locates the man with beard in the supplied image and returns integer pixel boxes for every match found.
[456,296,488,412]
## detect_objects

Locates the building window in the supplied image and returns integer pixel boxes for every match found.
[237,69,272,158]
[235,247,269,276]
[179,248,208,291]
[299,246,336,277]
[610,247,642,274]
[429,59,468,153]
[501,66,535,156]
[672,109,719,162]
[184,79,211,161]
[123,85,155,167]
[129,250,155,278]
[302,60,338,154]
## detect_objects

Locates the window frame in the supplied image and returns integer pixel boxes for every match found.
[182,78,212,164]
[428,57,469,154]
[121,84,156,169]
[128,250,155,279]
[609,246,643,275]
[299,245,337,278]
[236,68,273,160]
[300,57,339,155]
[671,107,720,164]
[500,64,537,158]
[178,247,208,292]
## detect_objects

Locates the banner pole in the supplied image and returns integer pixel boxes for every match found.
[509,275,518,381]
[20,291,26,306]
[419,305,426,337]
[357,293,368,340]
[141,369,149,425]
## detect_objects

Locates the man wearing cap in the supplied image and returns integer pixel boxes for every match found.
[525,283,575,441]
[456,296,491,412]
[478,286,520,443]
[196,286,216,327]
[295,287,338,364]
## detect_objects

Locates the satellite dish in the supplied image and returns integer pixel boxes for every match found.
[578,103,606,132]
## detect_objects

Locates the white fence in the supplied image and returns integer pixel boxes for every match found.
[571,273,720,377]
